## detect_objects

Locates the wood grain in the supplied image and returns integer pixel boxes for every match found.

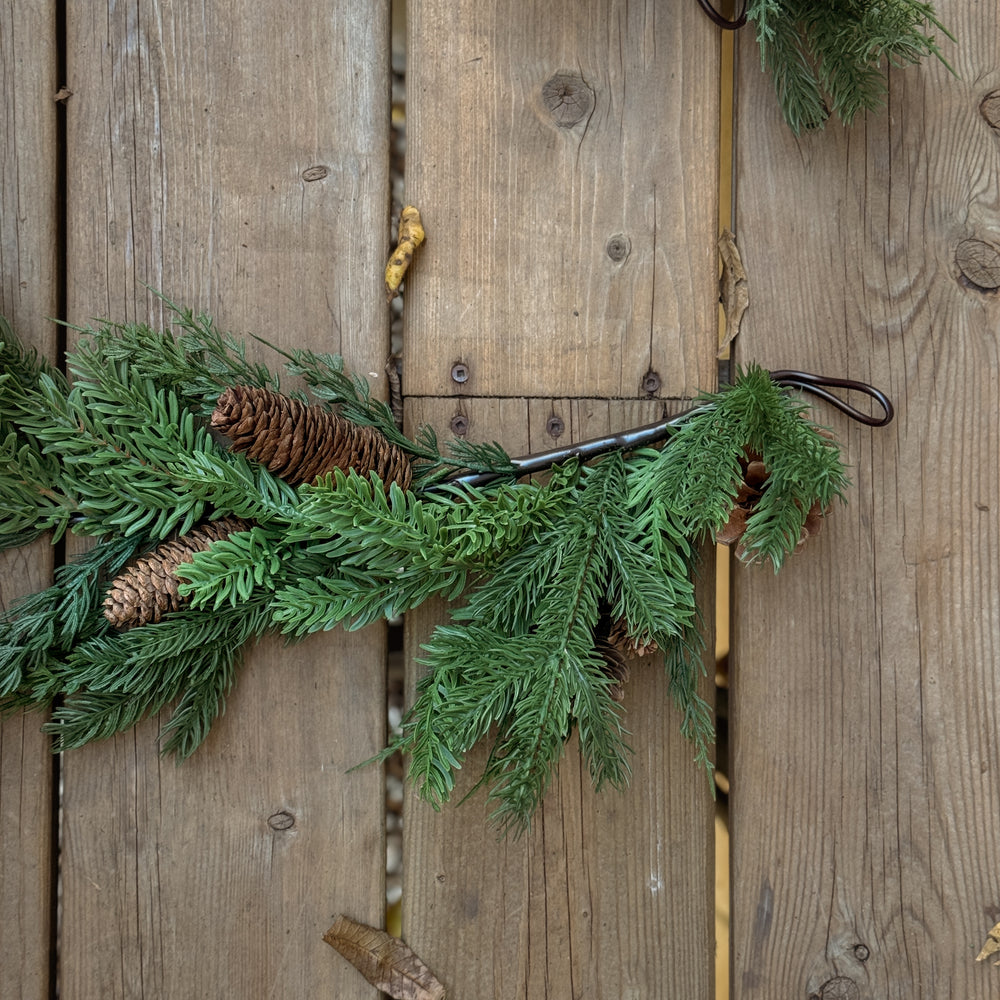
[404,0,720,401]
[402,398,716,998]
[59,3,390,995]
[401,5,719,994]
[0,4,60,997]
[731,2,1000,996]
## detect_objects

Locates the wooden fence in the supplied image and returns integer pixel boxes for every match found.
[1,0,997,996]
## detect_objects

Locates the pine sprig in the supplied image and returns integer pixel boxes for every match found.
[41,602,272,755]
[389,457,635,835]
[268,468,575,634]
[0,536,145,702]
[747,0,954,133]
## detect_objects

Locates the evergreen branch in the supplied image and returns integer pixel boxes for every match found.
[270,470,573,634]
[747,0,954,132]
[175,524,292,610]
[42,602,271,754]
[73,314,283,415]
[0,535,145,700]
[662,628,715,783]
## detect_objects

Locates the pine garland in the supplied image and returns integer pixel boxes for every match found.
[0,309,851,834]
[746,1,954,133]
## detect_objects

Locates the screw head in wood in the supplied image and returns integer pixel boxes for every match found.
[546,415,565,438]
[451,362,470,384]
[450,413,469,436]
[642,370,661,394]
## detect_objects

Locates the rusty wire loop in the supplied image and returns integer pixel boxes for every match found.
[447,369,893,488]
[696,0,748,30]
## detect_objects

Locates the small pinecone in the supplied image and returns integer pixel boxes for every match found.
[103,516,252,629]
[715,448,826,556]
[594,635,630,703]
[211,385,412,490]
[593,609,659,702]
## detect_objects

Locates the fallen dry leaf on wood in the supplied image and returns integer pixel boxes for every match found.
[324,913,446,999]
[385,205,425,301]
[976,921,1000,965]
[718,228,749,356]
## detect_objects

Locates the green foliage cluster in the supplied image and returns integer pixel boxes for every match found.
[0,310,848,834]
[746,0,954,133]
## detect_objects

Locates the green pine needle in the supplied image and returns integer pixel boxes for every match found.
[747,0,955,133]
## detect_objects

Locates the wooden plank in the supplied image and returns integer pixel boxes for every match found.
[730,3,1000,997]
[401,5,720,994]
[404,0,720,401]
[0,4,60,998]
[60,3,390,995]
[402,395,716,998]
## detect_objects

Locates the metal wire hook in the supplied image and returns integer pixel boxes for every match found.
[696,0,748,30]
[768,370,895,427]
[445,369,893,488]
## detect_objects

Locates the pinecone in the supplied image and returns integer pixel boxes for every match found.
[593,607,659,702]
[103,516,252,629]
[715,448,826,555]
[211,385,412,490]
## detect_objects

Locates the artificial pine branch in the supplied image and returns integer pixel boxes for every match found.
[0,309,855,834]
[747,0,954,133]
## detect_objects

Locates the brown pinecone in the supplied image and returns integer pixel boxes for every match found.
[103,516,252,629]
[715,448,826,555]
[211,385,412,490]
[593,609,658,702]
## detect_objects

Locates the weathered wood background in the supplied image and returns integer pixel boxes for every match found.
[1,0,996,996]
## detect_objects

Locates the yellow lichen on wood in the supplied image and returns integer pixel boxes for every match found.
[385,205,425,301]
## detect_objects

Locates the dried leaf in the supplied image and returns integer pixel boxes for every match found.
[385,205,426,301]
[718,228,749,356]
[324,914,446,999]
[976,921,1000,965]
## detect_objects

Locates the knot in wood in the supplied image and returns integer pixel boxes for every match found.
[980,91,1000,131]
[812,976,859,1000]
[542,72,594,128]
[955,237,1000,292]
[267,810,296,831]
[606,234,631,262]
[301,165,329,182]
